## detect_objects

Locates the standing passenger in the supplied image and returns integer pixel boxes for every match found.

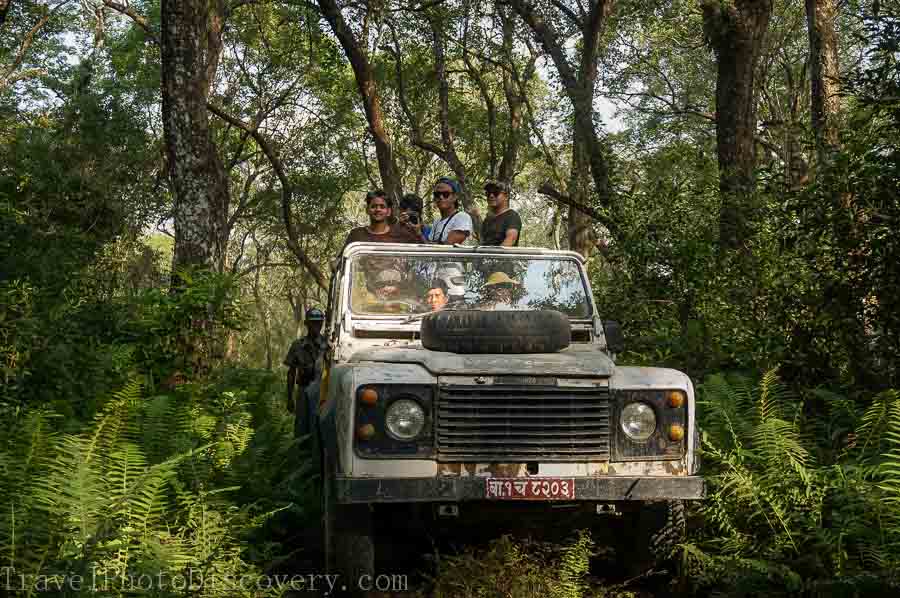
[342,190,419,249]
[397,193,431,243]
[428,177,473,245]
[480,181,521,247]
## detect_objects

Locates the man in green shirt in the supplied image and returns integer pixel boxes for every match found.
[284,307,330,437]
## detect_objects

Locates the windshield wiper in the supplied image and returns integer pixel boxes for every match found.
[401,312,432,324]
[401,302,466,324]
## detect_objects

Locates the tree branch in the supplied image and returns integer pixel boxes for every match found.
[538,182,615,231]
[388,23,446,159]
[207,103,327,291]
[102,0,158,43]
[550,0,581,26]
[1,0,77,89]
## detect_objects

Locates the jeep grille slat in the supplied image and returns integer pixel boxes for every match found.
[439,420,608,429]
[436,383,610,462]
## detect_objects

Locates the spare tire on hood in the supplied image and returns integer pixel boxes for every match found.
[420,310,571,354]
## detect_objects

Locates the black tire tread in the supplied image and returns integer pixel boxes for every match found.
[420,309,570,354]
[322,452,374,595]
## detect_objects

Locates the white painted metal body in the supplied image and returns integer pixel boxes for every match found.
[319,243,698,486]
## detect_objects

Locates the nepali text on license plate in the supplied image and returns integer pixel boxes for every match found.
[485,478,576,500]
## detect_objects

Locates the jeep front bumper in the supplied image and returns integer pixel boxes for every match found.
[334,475,705,504]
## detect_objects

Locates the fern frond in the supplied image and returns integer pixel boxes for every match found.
[858,390,900,459]
[877,395,900,503]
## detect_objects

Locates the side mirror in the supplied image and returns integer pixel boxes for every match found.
[603,320,625,354]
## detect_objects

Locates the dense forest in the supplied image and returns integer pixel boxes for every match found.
[2,0,899,596]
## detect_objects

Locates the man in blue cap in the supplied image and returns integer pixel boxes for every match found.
[428,177,473,245]
[284,307,330,437]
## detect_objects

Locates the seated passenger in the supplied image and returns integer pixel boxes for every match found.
[373,269,403,301]
[434,262,467,301]
[342,190,419,251]
[477,271,522,310]
[423,279,450,312]
[367,269,419,314]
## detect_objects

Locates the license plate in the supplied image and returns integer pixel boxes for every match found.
[485,478,576,500]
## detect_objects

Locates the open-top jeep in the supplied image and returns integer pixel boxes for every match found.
[315,242,703,587]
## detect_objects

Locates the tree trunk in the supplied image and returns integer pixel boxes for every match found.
[569,117,596,257]
[702,0,773,251]
[497,9,532,185]
[806,0,841,162]
[316,0,403,204]
[0,1,11,29]
[161,0,230,273]
[508,0,615,259]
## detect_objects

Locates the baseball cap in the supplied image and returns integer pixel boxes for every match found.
[305,307,326,321]
[435,177,460,193]
[484,181,510,193]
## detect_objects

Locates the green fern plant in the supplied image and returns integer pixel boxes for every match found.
[0,375,288,597]
[691,370,900,595]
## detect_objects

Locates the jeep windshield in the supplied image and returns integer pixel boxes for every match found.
[348,253,591,318]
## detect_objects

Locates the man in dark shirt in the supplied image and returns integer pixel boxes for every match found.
[480,181,522,246]
[342,190,420,248]
[284,307,330,438]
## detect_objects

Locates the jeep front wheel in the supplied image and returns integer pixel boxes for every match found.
[622,499,686,578]
[322,451,374,594]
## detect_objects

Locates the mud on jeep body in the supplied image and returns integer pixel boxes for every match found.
[314,242,704,586]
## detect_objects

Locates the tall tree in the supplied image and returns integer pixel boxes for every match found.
[316,0,403,204]
[507,0,616,259]
[805,0,841,162]
[701,0,774,251]
[160,0,230,272]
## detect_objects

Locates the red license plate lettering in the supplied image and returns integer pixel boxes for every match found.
[484,477,576,500]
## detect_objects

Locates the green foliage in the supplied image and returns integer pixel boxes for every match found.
[685,370,900,596]
[423,532,628,598]
[0,369,308,597]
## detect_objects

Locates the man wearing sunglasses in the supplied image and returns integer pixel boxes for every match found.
[481,181,521,247]
[428,177,473,245]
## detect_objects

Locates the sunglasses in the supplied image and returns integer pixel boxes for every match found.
[432,191,453,200]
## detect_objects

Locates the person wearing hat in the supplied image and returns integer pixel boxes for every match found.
[428,177,473,245]
[284,307,331,437]
[477,271,522,310]
[481,181,521,247]
[372,268,404,301]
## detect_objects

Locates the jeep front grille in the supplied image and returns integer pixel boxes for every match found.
[436,383,610,461]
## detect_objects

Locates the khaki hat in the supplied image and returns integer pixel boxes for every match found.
[484,271,520,286]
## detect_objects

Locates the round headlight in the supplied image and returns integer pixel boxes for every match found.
[621,402,657,441]
[385,399,425,441]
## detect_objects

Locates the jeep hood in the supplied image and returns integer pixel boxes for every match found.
[348,344,614,378]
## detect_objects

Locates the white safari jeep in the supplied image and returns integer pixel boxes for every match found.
[316,242,703,586]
